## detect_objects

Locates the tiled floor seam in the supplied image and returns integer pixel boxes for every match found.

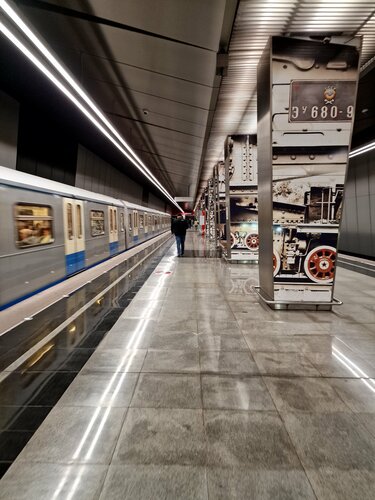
[263,376,320,500]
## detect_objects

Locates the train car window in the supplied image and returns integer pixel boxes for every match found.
[129,213,132,231]
[90,210,105,236]
[15,204,54,248]
[139,214,144,229]
[109,209,113,233]
[67,203,73,240]
[134,212,138,228]
[120,212,125,232]
[76,205,83,239]
[114,209,117,231]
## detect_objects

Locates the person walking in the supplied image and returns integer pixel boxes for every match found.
[171,215,189,257]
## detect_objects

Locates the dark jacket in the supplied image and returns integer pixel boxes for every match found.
[171,218,188,236]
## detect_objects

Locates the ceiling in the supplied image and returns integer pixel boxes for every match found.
[2,0,375,210]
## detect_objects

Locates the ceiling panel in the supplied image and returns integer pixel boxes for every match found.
[82,55,215,109]
[46,0,227,51]
[197,0,375,201]
[5,0,375,210]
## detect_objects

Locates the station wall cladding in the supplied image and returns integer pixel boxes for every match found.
[2,93,169,214]
[339,148,375,260]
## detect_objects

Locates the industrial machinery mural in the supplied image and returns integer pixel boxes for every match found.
[220,135,259,261]
[257,35,361,304]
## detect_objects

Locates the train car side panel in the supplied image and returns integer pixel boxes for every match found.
[0,187,65,309]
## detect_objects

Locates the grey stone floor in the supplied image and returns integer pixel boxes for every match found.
[1,232,375,499]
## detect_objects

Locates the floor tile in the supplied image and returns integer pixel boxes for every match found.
[264,377,350,413]
[240,321,327,336]
[100,327,155,350]
[0,371,77,406]
[82,349,146,373]
[327,378,375,413]
[57,372,139,407]
[17,406,126,464]
[0,406,51,431]
[198,310,237,323]
[157,308,196,322]
[113,408,206,465]
[306,351,375,377]
[155,319,198,334]
[244,335,334,353]
[355,413,375,438]
[100,464,207,500]
[253,352,321,377]
[204,410,301,467]
[282,412,375,471]
[121,300,164,319]
[198,333,249,351]
[207,467,316,500]
[0,431,34,461]
[197,320,242,336]
[131,373,201,409]
[142,350,200,373]
[150,332,199,350]
[200,351,259,375]
[202,375,275,410]
[306,467,375,500]
[0,462,108,500]
[336,337,375,355]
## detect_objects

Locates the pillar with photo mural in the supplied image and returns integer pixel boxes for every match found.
[220,135,259,262]
[257,36,361,307]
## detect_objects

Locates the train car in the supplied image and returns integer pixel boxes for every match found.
[0,166,171,310]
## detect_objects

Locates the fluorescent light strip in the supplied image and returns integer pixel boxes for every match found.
[349,141,375,158]
[0,3,182,210]
[0,0,175,203]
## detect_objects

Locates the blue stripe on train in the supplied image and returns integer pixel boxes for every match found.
[0,231,169,311]
[109,241,119,256]
[65,250,86,275]
[133,235,139,242]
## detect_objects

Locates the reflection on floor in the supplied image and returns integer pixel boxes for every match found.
[0,230,374,499]
[0,237,172,478]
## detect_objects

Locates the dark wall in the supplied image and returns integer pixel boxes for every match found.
[16,104,77,185]
[0,90,19,169]
[339,148,375,259]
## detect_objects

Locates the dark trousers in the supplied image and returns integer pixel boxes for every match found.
[175,234,186,256]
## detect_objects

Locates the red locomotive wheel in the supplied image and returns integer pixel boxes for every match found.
[245,233,259,251]
[304,245,336,283]
[273,250,281,277]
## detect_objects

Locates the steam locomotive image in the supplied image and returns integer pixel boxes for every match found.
[272,181,344,284]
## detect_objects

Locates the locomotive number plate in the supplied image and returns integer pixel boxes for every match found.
[289,80,356,122]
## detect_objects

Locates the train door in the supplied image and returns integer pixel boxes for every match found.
[144,212,148,234]
[108,206,119,255]
[133,210,139,241]
[119,209,126,251]
[63,198,85,275]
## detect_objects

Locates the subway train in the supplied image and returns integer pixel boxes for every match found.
[0,166,171,310]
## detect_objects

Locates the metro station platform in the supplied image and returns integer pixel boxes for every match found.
[0,231,375,499]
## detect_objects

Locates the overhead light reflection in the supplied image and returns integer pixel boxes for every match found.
[71,261,172,465]
[332,346,375,394]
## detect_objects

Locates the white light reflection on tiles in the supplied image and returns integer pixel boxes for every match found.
[54,261,173,498]
[51,465,87,500]
[332,346,375,394]
[74,259,173,459]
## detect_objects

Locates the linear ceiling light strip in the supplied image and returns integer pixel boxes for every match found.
[0,0,169,198]
[0,1,182,210]
[349,141,375,158]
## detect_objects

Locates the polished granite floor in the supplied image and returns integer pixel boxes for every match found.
[0,236,172,478]
[0,231,374,499]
